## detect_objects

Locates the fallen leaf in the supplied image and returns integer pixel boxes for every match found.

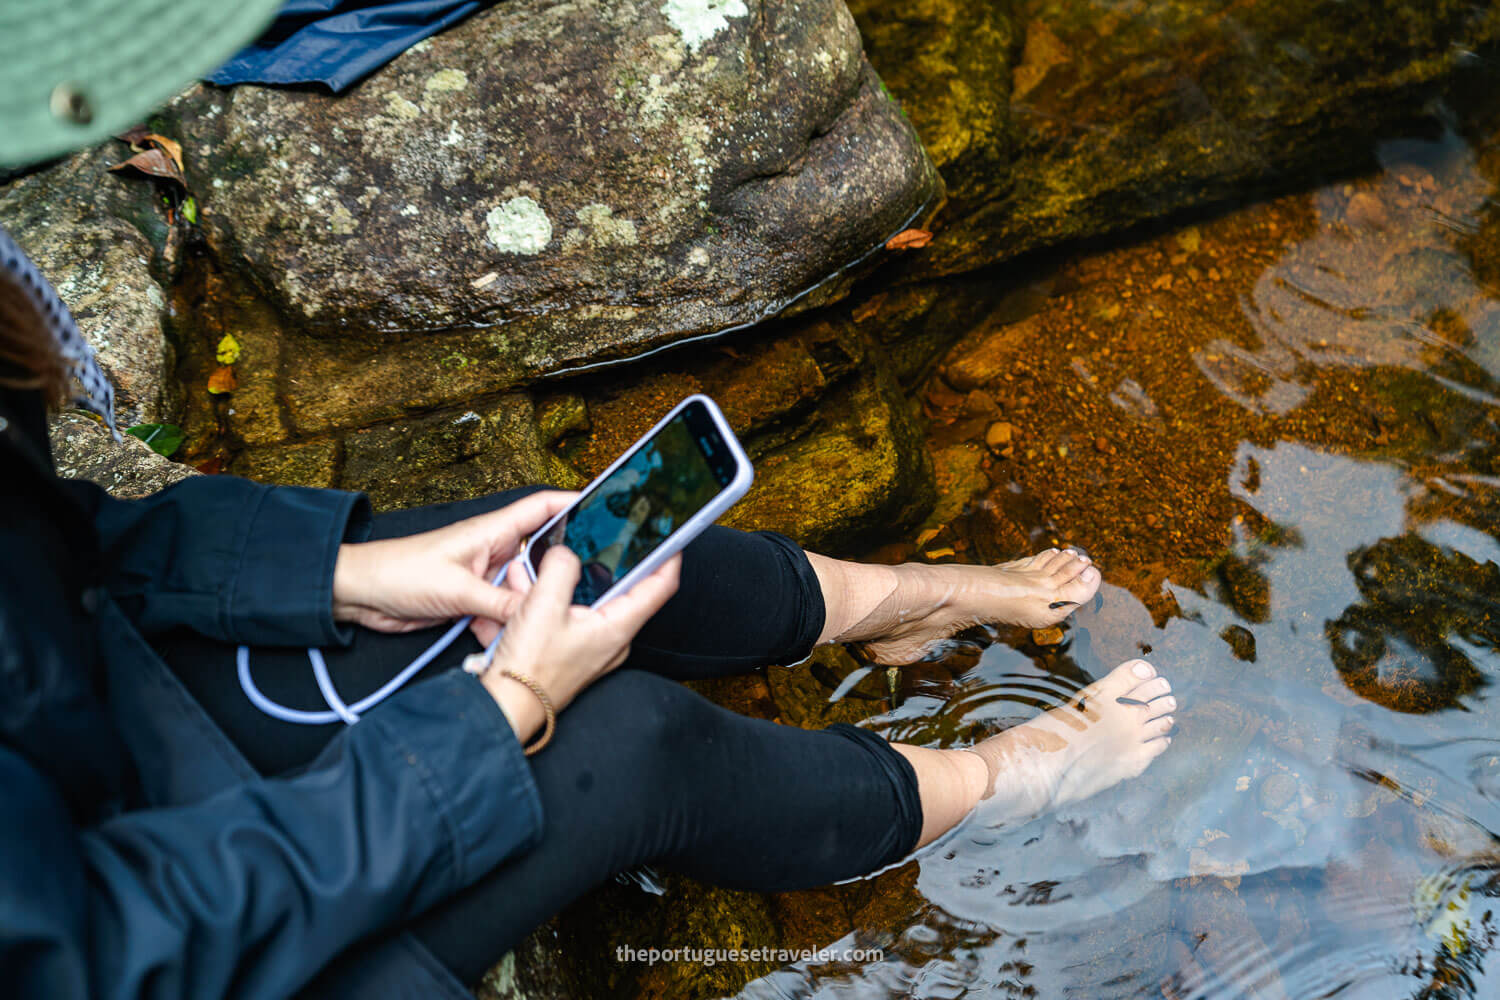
[108,147,185,190]
[924,546,956,559]
[207,366,238,394]
[194,456,224,475]
[142,134,184,174]
[124,422,183,457]
[886,228,934,250]
[215,334,241,365]
[181,195,199,225]
[115,124,152,145]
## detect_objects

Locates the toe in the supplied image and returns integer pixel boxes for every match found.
[1136,736,1171,772]
[1092,659,1155,702]
[1125,676,1171,704]
[1051,553,1091,583]
[1145,715,1175,740]
[1032,549,1067,574]
[1056,564,1101,604]
[1146,694,1177,721]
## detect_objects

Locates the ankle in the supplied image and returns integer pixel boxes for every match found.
[956,748,993,802]
[809,553,902,645]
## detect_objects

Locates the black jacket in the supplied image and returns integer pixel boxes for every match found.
[0,375,543,998]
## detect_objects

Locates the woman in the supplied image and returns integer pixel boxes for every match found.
[0,14,1176,1000]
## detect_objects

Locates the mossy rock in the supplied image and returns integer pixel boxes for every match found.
[855,0,1500,277]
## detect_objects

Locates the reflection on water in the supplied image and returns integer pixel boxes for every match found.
[738,122,1500,998]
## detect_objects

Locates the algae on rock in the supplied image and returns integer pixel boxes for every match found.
[852,0,1500,277]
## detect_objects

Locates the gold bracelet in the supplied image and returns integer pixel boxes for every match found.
[497,669,555,756]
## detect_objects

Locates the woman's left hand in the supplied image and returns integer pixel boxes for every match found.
[331,491,577,633]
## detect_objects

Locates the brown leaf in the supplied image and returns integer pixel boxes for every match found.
[885,228,933,250]
[142,134,185,175]
[108,147,185,190]
[115,124,152,146]
[206,366,238,394]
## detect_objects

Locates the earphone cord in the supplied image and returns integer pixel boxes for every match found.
[237,563,509,726]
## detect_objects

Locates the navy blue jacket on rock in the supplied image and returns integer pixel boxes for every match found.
[207,0,498,92]
[0,374,543,998]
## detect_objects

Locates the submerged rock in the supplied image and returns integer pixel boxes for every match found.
[552,317,936,552]
[853,0,1500,276]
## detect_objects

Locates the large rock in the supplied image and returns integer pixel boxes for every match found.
[3,0,944,543]
[155,0,939,436]
[548,314,936,552]
[48,413,196,497]
[0,158,177,427]
[852,0,1500,276]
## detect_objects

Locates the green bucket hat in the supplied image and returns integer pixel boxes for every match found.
[0,0,285,167]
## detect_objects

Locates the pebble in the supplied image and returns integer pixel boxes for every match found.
[1345,191,1389,229]
[1032,626,1065,646]
[985,421,1017,455]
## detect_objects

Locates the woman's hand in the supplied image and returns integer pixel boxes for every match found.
[331,491,577,633]
[479,544,680,741]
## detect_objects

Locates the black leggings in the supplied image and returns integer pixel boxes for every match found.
[151,487,924,986]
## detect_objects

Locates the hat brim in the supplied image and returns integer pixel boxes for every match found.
[0,0,285,167]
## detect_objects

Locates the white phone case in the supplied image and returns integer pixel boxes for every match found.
[521,394,754,607]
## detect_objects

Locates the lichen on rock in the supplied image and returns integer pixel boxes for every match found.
[485,196,553,255]
[659,0,748,53]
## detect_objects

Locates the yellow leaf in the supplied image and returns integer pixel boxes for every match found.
[215,334,241,365]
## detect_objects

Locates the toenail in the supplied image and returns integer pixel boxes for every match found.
[1163,697,1176,710]
[1132,661,1153,678]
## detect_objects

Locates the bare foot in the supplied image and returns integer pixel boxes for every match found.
[844,549,1102,664]
[963,659,1175,825]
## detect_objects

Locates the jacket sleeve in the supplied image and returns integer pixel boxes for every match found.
[0,669,543,1000]
[58,474,373,648]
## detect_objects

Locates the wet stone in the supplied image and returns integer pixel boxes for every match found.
[1220,624,1257,663]
[855,0,1500,278]
[48,413,196,499]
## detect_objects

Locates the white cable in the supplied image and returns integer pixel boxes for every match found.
[238,563,510,726]
[310,648,360,725]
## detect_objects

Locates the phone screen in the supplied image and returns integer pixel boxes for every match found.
[529,399,739,605]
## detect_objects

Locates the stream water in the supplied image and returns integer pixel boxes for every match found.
[731,119,1500,999]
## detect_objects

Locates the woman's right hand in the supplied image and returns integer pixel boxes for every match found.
[478,545,680,744]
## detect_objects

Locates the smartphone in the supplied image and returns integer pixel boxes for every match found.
[522,395,753,606]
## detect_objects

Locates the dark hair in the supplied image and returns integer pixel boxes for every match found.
[0,268,69,408]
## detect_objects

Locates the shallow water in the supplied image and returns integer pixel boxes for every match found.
[733,122,1500,999]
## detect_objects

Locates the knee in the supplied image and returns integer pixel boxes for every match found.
[564,670,716,778]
